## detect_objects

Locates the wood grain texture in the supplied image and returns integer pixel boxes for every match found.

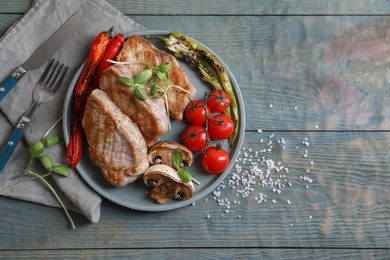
[0,0,389,257]
[0,249,389,259]
[2,0,390,15]
[0,132,389,249]
[2,14,390,130]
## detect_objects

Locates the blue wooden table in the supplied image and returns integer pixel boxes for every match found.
[0,0,389,259]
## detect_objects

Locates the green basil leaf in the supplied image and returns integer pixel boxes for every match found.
[157,62,171,72]
[39,155,54,170]
[28,141,45,158]
[150,82,158,96]
[118,76,135,88]
[135,69,153,84]
[156,71,170,84]
[177,167,192,183]
[42,135,60,147]
[52,165,70,177]
[173,150,184,169]
[134,87,147,101]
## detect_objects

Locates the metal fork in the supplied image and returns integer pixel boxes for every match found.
[0,59,68,173]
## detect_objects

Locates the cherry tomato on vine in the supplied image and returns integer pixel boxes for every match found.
[201,146,230,174]
[184,100,211,125]
[208,114,234,140]
[207,90,231,112]
[182,125,209,152]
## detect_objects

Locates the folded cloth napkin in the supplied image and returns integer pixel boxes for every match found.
[0,0,145,223]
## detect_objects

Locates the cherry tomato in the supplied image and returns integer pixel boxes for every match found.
[201,146,230,174]
[208,114,234,140]
[182,125,209,152]
[184,100,211,125]
[207,90,231,112]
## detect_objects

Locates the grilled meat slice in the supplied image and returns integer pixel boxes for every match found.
[82,89,149,187]
[99,64,169,147]
[116,35,196,121]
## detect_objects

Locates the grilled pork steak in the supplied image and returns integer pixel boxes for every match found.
[115,35,197,121]
[82,89,149,187]
[99,64,169,147]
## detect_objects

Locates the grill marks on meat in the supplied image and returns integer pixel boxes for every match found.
[82,35,197,187]
[116,35,197,121]
[99,65,169,147]
[82,89,149,187]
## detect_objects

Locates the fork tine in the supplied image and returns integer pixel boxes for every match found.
[47,63,64,87]
[51,65,68,93]
[38,59,55,84]
[43,60,59,85]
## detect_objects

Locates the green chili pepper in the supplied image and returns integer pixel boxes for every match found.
[154,32,239,145]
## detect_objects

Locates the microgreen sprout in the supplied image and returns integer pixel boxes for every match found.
[0,117,75,229]
[109,59,191,129]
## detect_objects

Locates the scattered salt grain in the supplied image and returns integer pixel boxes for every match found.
[206,214,211,219]
[286,199,291,205]
[308,215,312,220]
[257,129,263,133]
[269,104,273,108]
[314,125,319,129]
[310,161,314,165]
[294,106,298,110]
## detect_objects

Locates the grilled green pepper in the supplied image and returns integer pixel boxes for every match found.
[153,32,239,145]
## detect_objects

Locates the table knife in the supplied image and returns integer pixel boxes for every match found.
[0,10,80,102]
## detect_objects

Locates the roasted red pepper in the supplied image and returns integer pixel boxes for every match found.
[86,33,125,99]
[66,27,113,168]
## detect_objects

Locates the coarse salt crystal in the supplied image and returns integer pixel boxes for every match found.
[269,104,273,108]
[257,129,263,133]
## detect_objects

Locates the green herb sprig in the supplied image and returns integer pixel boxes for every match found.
[173,150,200,185]
[0,117,75,229]
[109,59,192,129]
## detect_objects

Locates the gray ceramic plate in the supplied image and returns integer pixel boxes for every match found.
[63,31,245,211]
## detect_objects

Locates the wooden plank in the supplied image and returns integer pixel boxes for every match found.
[0,249,388,259]
[2,14,390,131]
[0,132,389,249]
[129,15,390,131]
[2,0,390,15]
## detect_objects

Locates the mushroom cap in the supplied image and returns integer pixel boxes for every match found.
[147,141,193,169]
[143,164,195,204]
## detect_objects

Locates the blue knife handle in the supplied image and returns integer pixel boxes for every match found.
[0,75,18,102]
[0,128,25,173]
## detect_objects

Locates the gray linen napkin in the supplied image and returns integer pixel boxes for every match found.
[0,0,145,223]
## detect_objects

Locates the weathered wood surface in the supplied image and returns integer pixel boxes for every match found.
[0,249,388,260]
[0,133,389,249]
[3,0,390,15]
[0,0,389,259]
